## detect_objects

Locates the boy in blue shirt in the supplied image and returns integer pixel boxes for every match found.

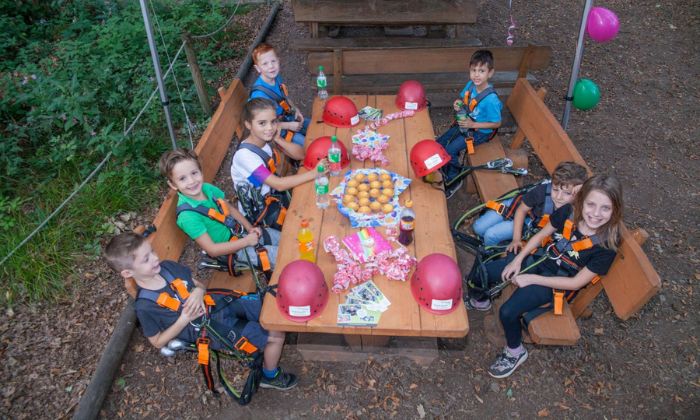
[104,232,298,390]
[438,49,503,198]
[249,43,309,147]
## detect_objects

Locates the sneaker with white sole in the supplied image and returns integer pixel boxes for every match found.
[488,347,528,379]
[465,297,492,312]
[260,367,299,391]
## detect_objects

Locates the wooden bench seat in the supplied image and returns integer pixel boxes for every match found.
[125,79,257,298]
[466,78,661,346]
[306,45,551,95]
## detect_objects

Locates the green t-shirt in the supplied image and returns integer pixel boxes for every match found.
[176,183,231,244]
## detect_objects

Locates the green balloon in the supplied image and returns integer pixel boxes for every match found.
[573,78,601,110]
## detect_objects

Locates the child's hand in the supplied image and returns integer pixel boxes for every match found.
[501,259,522,282]
[457,119,475,129]
[286,120,302,132]
[315,159,329,173]
[512,274,533,288]
[453,100,462,111]
[183,286,206,315]
[179,298,205,323]
[295,109,304,122]
[244,230,260,247]
[506,240,522,254]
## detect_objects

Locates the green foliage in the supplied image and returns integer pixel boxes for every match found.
[0,0,251,303]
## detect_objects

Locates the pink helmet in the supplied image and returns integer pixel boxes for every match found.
[409,139,451,178]
[276,260,329,322]
[322,96,360,127]
[304,136,351,170]
[396,80,428,111]
[410,253,462,314]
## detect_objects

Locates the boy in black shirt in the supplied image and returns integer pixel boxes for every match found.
[104,233,298,390]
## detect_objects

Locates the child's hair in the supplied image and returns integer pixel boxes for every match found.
[158,148,201,181]
[573,174,624,250]
[551,161,588,187]
[470,49,495,70]
[242,98,276,125]
[104,232,146,272]
[252,42,276,65]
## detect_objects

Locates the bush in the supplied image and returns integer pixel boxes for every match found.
[0,0,251,303]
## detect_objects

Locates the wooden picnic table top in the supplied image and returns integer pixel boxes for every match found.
[259,94,469,338]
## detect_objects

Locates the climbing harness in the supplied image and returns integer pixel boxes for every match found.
[451,180,549,252]
[139,264,270,405]
[465,211,603,318]
[176,196,272,282]
[250,83,295,117]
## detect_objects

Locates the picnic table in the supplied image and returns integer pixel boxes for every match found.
[259,95,468,358]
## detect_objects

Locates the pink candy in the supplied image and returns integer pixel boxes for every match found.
[352,143,389,166]
[368,110,415,130]
[324,235,417,292]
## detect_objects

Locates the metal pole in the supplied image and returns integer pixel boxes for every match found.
[561,0,593,131]
[139,0,177,149]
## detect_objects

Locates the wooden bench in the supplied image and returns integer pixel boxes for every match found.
[125,79,256,298]
[292,0,478,38]
[465,78,661,345]
[305,44,551,102]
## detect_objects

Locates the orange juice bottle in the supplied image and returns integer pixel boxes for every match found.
[297,219,315,262]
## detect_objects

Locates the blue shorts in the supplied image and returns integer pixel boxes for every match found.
[208,295,268,352]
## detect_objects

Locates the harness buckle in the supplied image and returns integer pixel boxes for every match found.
[545,243,563,261]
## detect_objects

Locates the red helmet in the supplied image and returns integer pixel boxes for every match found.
[396,80,428,111]
[323,96,360,127]
[409,139,451,177]
[304,136,351,170]
[411,253,462,315]
[276,260,329,322]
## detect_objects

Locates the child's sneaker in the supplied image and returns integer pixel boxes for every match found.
[465,297,492,311]
[488,347,528,379]
[260,367,299,391]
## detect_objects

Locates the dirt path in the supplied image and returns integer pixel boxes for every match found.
[2,1,698,418]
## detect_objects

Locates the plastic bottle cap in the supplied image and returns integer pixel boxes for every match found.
[405,200,413,208]
[301,219,309,228]
[318,165,325,172]
[331,135,337,142]
[319,65,324,71]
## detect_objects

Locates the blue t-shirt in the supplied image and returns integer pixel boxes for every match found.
[459,81,503,135]
[250,75,286,117]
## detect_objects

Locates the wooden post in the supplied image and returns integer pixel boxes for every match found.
[182,32,212,116]
[517,44,535,79]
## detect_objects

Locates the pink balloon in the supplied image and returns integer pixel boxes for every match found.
[586,7,620,43]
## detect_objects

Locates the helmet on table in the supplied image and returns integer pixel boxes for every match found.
[409,139,451,178]
[303,136,351,170]
[410,253,462,315]
[322,96,360,128]
[396,80,428,111]
[276,260,329,322]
